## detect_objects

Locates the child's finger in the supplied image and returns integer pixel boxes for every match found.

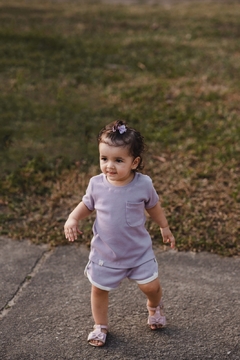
[64,228,69,240]
[65,227,77,241]
[163,235,175,248]
[163,236,171,243]
[169,235,175,248]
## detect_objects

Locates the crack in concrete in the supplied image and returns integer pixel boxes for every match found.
[0,248,54,319]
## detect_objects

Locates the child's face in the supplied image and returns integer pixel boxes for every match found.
[99,142,140,186]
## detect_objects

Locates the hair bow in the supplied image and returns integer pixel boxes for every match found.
[112,124,127,134]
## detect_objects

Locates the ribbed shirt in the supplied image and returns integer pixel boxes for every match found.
[82,172,159,268]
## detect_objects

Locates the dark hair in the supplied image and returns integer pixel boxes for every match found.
[98,120,145,171]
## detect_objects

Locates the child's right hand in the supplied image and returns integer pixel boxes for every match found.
[64,217,82,242]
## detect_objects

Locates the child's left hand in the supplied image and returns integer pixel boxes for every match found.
[160,227,175,249]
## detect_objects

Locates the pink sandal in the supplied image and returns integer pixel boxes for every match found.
[87,324,108,347]
[147,300,166,329]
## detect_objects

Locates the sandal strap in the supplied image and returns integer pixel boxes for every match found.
[88,325,108,344]
[147,299,164,311]
[93,324,108,331]
[147,300,166,327]
[148,313,166,326]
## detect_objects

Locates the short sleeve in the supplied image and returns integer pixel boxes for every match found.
[82,178,95,211]
[144,177,159,209]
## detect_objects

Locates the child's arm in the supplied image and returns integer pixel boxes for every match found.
[146,202,175,249]
[64,201,93,242]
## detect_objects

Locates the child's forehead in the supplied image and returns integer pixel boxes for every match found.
[99,142,131,157]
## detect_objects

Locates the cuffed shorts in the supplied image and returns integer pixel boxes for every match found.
[84,258,159,291]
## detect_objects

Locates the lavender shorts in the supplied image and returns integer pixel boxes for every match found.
[84,258,159,291]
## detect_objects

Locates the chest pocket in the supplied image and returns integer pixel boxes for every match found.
[126,201,145,227]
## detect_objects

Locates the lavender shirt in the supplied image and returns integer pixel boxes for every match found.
[82,172,159,268]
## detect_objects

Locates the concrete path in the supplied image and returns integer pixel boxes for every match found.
[0,237,239,359]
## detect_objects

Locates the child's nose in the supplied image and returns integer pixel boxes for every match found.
[107,161,114,169]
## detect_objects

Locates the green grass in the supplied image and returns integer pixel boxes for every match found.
[0,0,239,256]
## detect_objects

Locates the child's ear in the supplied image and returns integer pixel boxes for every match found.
[132,157,140,169]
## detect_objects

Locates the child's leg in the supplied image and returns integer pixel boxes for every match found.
[138,278,165,330]
[91,285,109,324]
[89,285,109,346]
[138,278,162,307]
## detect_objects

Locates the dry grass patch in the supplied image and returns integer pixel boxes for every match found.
[0,0,239,255]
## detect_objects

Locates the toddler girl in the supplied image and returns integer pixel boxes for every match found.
[64,120,175,347]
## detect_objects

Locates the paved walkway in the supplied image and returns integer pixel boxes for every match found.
[0,237,239,359]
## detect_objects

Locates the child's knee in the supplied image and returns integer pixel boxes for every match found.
[149,281,161,294]
[139,279,161,295]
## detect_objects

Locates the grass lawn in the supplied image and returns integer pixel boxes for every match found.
[0,0,239,255]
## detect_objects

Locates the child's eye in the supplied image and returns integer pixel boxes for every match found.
[116,159,123,163]
[101,157,107,161]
